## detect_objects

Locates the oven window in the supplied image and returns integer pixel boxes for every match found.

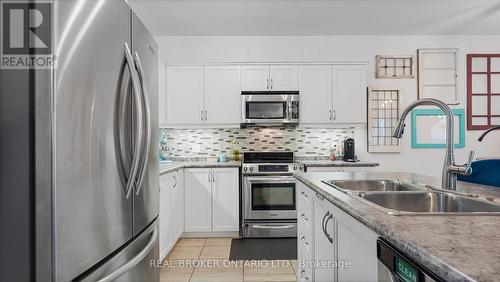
[251,183,296,210]
[246,102,286,119]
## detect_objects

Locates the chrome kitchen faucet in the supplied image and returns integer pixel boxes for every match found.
[393,98,474,190]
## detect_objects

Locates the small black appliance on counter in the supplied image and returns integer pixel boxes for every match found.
[343,138,356,162]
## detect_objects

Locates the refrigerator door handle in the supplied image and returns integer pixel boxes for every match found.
[124,43,144,199]
[133,52,151,196]
[96,226,158,282]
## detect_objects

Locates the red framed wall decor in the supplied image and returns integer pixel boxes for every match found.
[467,54,500,130]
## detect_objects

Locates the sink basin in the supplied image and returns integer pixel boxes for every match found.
[323,180,428,193]
[357,191,500,215]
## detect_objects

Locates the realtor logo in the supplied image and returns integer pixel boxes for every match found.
[1,1,54,69]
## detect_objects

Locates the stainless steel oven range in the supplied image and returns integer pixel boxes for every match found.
[242,152,304,238]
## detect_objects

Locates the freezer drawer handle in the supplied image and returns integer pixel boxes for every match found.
[97,226,158,282]
[133,52,152,196]
[123,43,145,199]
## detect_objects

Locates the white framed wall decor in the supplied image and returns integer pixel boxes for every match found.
[367,87,403,153]
[417,48,459,105]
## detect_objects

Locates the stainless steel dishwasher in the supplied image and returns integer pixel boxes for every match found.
[377,239,442,282]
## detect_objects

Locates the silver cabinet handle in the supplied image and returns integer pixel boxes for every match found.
[270,78,273,89]
[173,175,177,188]
[267,78,269,89]
[123,43,144,199]
[300,213,308,221]
[208,171,211,182]
[300,270,309,281]
[322,211,334,244]
[204,110,208,122]
[300,235,309,245]
[201,110,204,121]
[333,109,337,120]
[133,52,152,196]
[97,226,158,282]
[329,110,333,120]
[300,191,308,198]
[315,192,324,201]
[212,171,216,182]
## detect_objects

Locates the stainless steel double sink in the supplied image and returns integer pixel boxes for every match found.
[322,180,500,216]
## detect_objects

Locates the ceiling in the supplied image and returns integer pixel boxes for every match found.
[128,0,500,36]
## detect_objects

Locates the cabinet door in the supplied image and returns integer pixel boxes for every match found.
[211,168,239,232]
[184,168,212,232]
[314,197,336,282]
[298,65,333,124]
[241,65,270,91]
[205,66,241,124]
[158,61,167,126]
[172,169,185,240]
[166,66,204,124]
[336,214,378,281]
[332,65,367,123]
[159,174,171,260]
[270,65,298,90]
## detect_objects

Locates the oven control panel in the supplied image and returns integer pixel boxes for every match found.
[242,163,304,174]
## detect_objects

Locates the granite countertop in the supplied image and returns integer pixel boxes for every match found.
[297,159,379,167]
[294,171,500,282]
[159,161,241,175]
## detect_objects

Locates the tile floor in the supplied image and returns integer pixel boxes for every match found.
[160,238,298,282]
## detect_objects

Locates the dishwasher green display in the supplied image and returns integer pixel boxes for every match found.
[396,256,418,282]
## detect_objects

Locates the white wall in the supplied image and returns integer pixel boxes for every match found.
[156,35,500,177]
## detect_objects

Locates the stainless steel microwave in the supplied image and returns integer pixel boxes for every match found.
[241,91,299,125]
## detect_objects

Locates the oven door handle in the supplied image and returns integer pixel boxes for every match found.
[245,176,296,183]
[252,224,296,229]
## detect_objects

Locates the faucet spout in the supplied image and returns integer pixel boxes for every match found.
[392,98,473,190]
[478,125,500,142]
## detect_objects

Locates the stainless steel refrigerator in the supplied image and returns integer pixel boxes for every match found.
[1,0,159,281]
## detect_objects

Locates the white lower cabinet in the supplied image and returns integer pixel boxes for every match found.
[185,167,239,233]
[297,181,378,282]
[159,169,185,260]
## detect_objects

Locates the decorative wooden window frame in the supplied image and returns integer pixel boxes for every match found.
[467,54,500,130]
[375,55,415,79]
[417,48,459,105]
[367,87,403,153]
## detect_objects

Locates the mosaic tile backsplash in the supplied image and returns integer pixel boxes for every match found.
[160,127,355,158]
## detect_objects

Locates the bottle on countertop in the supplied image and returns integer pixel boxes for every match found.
[231,139,241,161]
[330,144,337,161]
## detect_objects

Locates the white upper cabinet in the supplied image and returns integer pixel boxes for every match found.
[270,65,298,90]
[298,65,333,124]
[204,66,241,124]
[241,65,271,91]
[211,168,239,232]
[158,61,167,126]
[166,66,204,124]
[332,65,367,124]
[241,65,298,91]
[298,64,367,125]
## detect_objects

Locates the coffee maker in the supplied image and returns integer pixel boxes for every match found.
[343,138,356,162]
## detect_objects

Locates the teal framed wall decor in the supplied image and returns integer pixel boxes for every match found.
[411,108,465,148]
